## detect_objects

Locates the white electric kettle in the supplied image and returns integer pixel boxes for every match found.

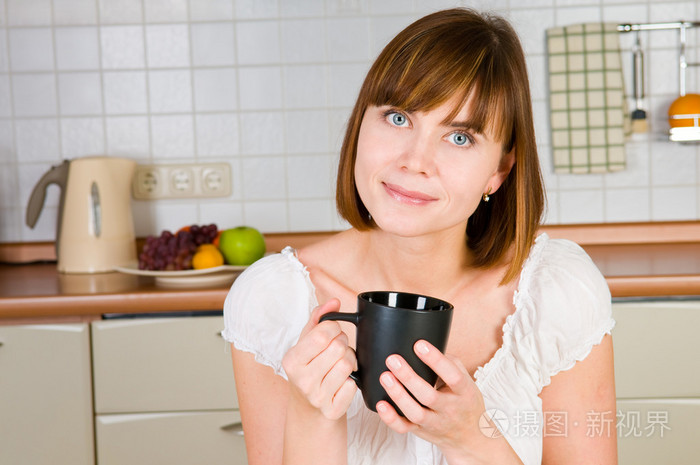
[26,156,137,274]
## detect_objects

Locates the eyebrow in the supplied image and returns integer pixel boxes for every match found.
[446,120,483,135]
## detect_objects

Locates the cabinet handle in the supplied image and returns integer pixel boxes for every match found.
[220,421,244,435]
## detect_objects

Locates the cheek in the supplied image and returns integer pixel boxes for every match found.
[354,127,387,189]
[440,160,496,206]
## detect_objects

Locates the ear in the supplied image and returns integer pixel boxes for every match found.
[486,149,515,194]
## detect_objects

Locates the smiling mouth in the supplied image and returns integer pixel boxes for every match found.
[382,182,438,205]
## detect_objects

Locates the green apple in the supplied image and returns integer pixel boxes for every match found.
[218,226,266,266]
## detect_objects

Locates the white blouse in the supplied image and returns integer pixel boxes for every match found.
[222,233,615,465]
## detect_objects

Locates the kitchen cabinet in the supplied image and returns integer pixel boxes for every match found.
[0,323,94,465]
[91,315,246,464]
[612,301,700,465]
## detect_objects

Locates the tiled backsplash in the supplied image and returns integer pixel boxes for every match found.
[1,0,699,242]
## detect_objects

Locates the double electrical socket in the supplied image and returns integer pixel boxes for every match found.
[132,162,232,200]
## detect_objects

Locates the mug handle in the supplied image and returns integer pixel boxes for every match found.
[319,312,360,383]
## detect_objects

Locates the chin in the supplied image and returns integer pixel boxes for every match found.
[372,214,437,238]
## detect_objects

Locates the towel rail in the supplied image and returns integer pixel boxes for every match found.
[616,20,700,141]
[617,21,700,32]
[618,20,700,98]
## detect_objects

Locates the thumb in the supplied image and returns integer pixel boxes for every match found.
[300,298,341,337]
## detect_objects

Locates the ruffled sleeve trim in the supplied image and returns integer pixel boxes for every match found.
[540,317,615,389]
[221,246,318,380]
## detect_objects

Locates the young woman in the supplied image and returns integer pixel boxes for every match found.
[222,8,617,465]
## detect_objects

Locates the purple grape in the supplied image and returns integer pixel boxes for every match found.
[137,223,219,270]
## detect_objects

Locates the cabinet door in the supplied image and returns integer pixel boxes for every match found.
[96,410,247,465]
[612,301,700,398]
[92,316,237,413]
[0,324,94,465]
[617,399,700,465]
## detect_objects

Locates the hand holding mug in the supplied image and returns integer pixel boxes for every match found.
[375,339,492,460]
[281,298,358,420]
[320,291,453,415]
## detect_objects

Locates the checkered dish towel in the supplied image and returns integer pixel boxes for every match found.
[546,23,629,174]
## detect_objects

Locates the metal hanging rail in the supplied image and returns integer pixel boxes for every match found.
[616,21,700,32]
[617,21,700,142]
[617,21,700,96]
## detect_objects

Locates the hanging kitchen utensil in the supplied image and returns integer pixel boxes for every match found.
[631,31,648,133]
[668,22,700,142]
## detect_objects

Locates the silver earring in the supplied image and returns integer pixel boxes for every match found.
[483,188,491,202]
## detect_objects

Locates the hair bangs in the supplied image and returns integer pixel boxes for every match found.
[365,27,515,151]
[461,77,515,152]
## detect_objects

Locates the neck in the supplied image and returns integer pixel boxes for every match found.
[359,226,474,298]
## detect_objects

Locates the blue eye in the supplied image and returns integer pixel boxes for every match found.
[389,112,408,127]
[449,132,471,146]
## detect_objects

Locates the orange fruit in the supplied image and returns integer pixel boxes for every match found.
[191,244,224,270]
[668,94,700,127]
[212,230,222,248]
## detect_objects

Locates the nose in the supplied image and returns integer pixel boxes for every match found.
[396,134,436,176]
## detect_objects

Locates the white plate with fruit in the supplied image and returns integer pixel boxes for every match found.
[115,225,266,287]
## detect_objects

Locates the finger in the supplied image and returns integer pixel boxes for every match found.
[320,345,356,393]
[414,340,471,394]
[291,332,349,408]
[385,354,440,410]
[289,299,344,364]
[380,366,433,425]
[375,399,415,435]
[306,331,349,374]
[324,378,358,420]
[288,323,343,370]
[299,298,341,338]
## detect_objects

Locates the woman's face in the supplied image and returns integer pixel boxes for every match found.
[354,98,513,238]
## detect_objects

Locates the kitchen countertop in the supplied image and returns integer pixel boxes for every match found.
[2,223,700,321]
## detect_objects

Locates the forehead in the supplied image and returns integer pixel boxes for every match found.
[407,92,503,142]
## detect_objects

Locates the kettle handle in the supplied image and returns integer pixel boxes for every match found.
[25,160,69,228]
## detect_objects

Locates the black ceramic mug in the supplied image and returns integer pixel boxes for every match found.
[319,291,453,414]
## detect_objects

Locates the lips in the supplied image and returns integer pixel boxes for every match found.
[382,182,438,205]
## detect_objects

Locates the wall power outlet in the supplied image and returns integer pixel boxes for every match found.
[132,162,232,200]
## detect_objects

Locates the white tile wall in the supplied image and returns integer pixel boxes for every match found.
[55,27,100,70]
[1,0,700,243]
[53,0,98,25]
[101,26,145,69]
[150,114,194,158]
[148,70,192,113]
[15,119,60,162]
[145,25,191,68]
[144,0,189,23]
[195,113,239,157]
[193,68,238,112]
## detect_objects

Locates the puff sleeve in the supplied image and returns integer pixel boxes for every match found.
[522,237,615,390]
[221,247,317,379]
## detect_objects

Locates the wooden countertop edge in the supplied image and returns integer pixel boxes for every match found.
[0,289,229,319]
[540,221,700,245]
[2,275,698,320]
[607,275,700,298]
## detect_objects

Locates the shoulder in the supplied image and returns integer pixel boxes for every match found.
[521,234,611,318]
[221,247,317,377]
[516,234,615,386]
[226,247,313,302]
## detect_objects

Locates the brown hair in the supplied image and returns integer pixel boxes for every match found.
[336,8,544,283]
